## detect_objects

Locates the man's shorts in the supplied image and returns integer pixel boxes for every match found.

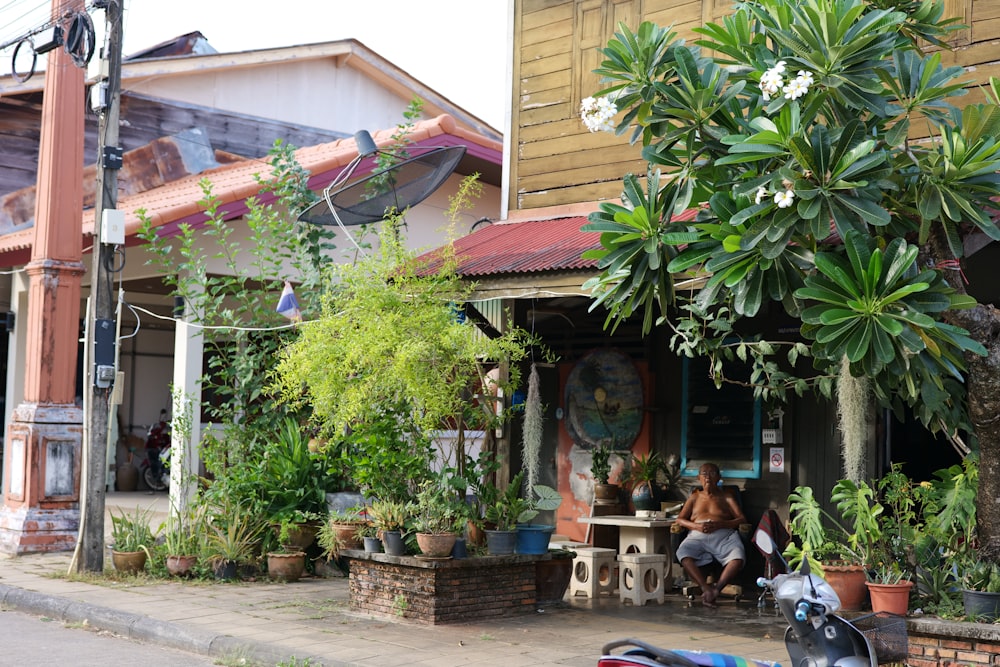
[675,528,745,566]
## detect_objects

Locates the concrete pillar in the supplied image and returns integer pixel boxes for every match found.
[169,315,203,516]
[0,0,86,554]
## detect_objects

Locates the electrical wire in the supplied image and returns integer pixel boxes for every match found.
[1,3,98,80]
[125,301,310,333]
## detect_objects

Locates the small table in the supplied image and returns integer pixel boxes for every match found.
[577,514,676,579]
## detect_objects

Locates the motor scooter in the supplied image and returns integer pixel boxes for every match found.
[597,531,906,667]
[141,420,171,492]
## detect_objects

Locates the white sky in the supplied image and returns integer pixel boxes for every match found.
[0,0,511,130]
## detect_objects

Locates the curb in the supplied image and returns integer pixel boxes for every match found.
[0,584,334,666]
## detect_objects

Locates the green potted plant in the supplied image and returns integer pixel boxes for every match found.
[356,522,383,553]
[786,483,874,611]
[628,451,663,512]
[109,506,157,575]
[482,471,562,555]
[324,508,368,551]
[261,418,333,550]
[591,444,618,502]
[515,482,562,555]
[367,498,410,556]
[915,456,989,618]
[204,503,265,580]
[408,480,462,558]
[960,561,1000,621]
[461,451,503,547]
[787,468,919,613]
[266,519,307,582]
[161,504,204,577]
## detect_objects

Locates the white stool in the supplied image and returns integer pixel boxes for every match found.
[618,553,666,605]
[568,547,617,598]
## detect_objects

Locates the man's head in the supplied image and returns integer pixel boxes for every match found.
[698,463,721,486]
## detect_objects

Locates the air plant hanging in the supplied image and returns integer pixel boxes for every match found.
[522,363,543,497]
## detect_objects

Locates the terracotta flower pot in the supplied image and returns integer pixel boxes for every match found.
[823,562,869,611]
[329,521,364,550]
[272,522,318,550]
[267,551,306,582]
[415,532,456,558]
[166,554,197,577]
[866,580,913,615]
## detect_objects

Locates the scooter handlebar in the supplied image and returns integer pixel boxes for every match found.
[794,601,811,622]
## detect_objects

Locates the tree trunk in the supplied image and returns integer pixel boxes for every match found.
[958,309,1000,561]
[925,229,1000,561]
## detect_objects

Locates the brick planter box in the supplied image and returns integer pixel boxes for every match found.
[343,551,550,625]
[907,617,1000,666]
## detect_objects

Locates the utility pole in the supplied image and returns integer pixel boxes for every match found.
[79,0,123,573]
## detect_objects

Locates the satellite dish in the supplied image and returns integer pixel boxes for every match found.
[298,130,467,227]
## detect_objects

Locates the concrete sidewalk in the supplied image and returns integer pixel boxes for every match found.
[0,492,791,667]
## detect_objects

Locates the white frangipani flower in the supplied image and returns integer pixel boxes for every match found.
[759,63,814,103]
[774,189,795,208]
[759,65,784,100]
[755,186,768,205]
[580,96,618,133]
[782,77,809,100]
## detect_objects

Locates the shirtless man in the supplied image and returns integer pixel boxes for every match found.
[674,463,746,607]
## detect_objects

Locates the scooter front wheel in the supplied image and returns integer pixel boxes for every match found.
[144,466,168,491]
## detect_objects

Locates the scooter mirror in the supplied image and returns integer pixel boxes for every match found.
[753,529,774,555]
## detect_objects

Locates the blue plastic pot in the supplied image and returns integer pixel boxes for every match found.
[516,524,555,555]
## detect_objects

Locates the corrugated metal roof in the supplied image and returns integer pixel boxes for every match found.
[435,207,700,278]
[451,217,598,276]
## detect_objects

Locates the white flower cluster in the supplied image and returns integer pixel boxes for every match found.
[581,96,618,133]
[759,61,814,101]
[755,185,795,208]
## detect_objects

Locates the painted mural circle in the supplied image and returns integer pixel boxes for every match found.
[564,349,643,451]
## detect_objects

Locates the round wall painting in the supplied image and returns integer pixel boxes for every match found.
[564,349,643,450]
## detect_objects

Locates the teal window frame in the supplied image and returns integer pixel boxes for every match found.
[680,354,762,479]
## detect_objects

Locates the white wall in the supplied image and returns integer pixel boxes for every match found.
[126,59,417,136]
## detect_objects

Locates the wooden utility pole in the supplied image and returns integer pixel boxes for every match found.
[79,0,123,572]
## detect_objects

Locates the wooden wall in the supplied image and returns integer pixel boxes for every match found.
[510,0,996,213]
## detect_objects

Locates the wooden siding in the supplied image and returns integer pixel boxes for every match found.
[511,0,999,212]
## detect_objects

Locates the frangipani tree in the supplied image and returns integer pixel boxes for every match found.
[580,0,1000,558]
